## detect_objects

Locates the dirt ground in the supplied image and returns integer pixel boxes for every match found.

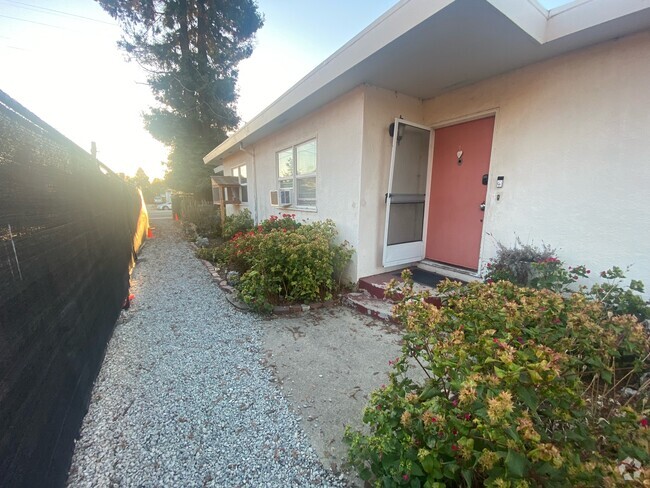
[261,306,405,485]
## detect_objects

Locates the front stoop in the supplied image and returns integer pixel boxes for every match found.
[343,268,445,322]
[342,290,397,322]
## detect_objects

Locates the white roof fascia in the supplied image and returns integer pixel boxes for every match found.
[487,0,549,42]
[204,0,650,165]
[546,0,650,41]
[203,0,455,164]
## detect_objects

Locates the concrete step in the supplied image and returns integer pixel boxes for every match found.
[344,267,451,322]
[357,268,444,307]
[342,290,397,322]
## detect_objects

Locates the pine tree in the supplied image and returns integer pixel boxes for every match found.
[97,0,263,198]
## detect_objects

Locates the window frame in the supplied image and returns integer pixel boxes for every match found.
[232,163,248,204]
[276,138,317,209]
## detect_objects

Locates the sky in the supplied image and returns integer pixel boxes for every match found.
[0,0,398,180]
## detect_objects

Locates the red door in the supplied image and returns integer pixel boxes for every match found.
[425,116,494,270]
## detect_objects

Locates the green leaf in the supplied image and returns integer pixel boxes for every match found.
[411,463,425,477]
[516,385,539,410]
[461,469,473,487]
[600,369,613,384]
[505,449,527,478]
[421,455,434,474]
[494,366,507,378]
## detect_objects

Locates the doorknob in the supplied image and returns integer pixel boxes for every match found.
[479,202,486,211]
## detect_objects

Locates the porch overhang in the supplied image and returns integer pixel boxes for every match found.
[204,0,650,165]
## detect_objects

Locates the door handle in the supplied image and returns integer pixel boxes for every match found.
[479,202,486,211]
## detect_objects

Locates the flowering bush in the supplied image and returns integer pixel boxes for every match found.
[483,240,557,287]
[222,208,254,240]
[208,214,353,311]
[345,272,650,487]
[258,213,301,233]
[484,241,649,321]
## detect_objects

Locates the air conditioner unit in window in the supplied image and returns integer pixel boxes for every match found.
[269,189,292,207]
[269,190,278,206]
[279,189,292,206]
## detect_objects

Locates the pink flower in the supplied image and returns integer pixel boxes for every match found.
[402,475,409,481]
[641,418,649,428]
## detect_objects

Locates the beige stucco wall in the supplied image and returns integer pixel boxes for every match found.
[219,30,650,288]
[422,30,650,286]
[221,87,365,280]
[357,86,425,278]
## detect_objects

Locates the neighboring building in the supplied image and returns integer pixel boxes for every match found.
[203,0,650,287]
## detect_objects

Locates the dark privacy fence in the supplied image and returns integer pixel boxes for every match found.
[0,90,142,487]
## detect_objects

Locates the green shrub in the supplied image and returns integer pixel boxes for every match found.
[222,208,254,240]
[239,220,352,310]
[258,213,301,233]
[214,215,352,311]
[484,239,556,287]
[591,267,650,322]
[485,241,649,321]
[179,199,221,238]
[345,272,650,487]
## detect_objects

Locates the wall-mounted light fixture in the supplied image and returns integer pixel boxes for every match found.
[388,120,405,144]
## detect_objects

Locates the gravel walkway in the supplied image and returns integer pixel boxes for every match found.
[66,216,345,487]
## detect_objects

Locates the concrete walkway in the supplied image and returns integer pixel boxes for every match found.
[66,211,403,487]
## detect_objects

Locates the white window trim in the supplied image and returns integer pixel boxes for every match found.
[276,138,317,210]
[232,163,248,204]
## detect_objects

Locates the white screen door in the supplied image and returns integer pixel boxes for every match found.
[382,119,431,267]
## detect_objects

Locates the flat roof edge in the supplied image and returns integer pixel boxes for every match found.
[203,0,650,165]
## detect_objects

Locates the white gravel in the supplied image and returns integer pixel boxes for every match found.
[66,217,346,487]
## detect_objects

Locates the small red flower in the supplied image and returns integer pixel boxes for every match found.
[641,418,649,428]
[451,444,459,451]
[402,475,409,481]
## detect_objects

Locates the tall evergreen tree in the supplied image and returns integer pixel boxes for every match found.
[97,0,263,198]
